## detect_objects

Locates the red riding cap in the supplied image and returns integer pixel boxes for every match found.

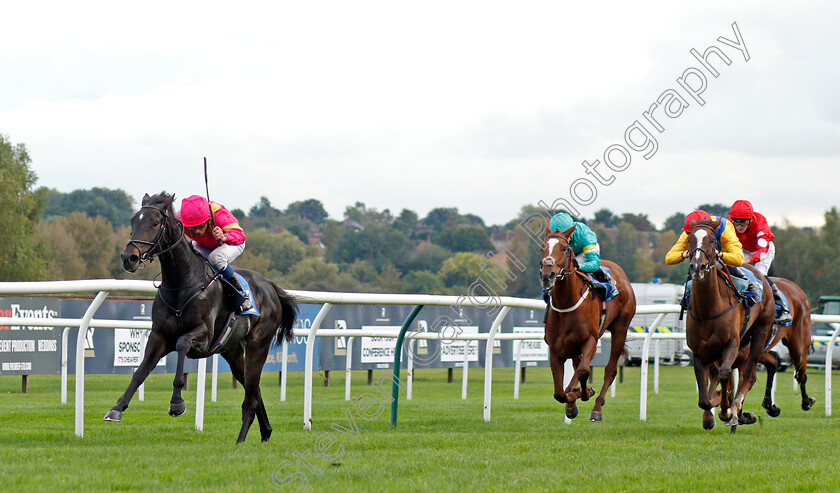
[179,195,211,227]
[729,200,754,220]
[683,210,711,232]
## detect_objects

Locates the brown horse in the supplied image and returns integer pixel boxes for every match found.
[540,224,635,422]
[756,277,816,415]
[685,219,775,432]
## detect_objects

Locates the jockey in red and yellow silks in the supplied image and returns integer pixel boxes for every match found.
[665,210,744,267]
[728,199,791,323]
[177,195,251,312]
[728,199,775,274]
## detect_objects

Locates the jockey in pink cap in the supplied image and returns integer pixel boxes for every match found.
[177,195,251,312]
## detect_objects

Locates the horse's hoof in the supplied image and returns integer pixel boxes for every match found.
[565,404,579,420]
[589,411,602,422]
[169,401,186,417]
[738,412,757,425]
[730,424,737,434]
[802,397,816,411]
[766,405,781,418]
[103,410,122,422]
[702,418,715,430]
[719,410,732,422]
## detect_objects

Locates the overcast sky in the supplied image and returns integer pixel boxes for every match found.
[2,1,838,228]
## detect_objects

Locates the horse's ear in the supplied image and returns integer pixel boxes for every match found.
[689,218,698,229]
[562,224,576,238]
[545,221,553,236]
[141,193,151,205]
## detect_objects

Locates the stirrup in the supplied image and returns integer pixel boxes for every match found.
[239,297,253,313]
[775,310,792,324]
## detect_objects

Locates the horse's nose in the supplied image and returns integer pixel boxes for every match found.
[121,252,140,272]
[541,271,556,289]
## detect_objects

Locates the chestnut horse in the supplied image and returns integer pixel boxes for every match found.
[104,192,297,443]
[540,225,635,422]
[685,219,775,432]
[757,277,816,415]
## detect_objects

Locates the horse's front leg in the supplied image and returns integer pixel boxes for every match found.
[693,358,716,430]
[170,326,213,417]
[716,337,739,424]
[104,331,170,422]
[549,347,568,405]
[574,337,598,402]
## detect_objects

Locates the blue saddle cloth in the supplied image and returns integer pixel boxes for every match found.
[586,267,618,302]
[683,267,763,306]
[234,272,260,316]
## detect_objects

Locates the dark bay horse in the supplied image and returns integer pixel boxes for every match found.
[540,225,635,422]
[685,219,774,432]
[756,277,816,415]
[104,192,297,443]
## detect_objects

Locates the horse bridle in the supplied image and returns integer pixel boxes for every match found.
[688,224,721,277]
[541,234,576,281]
[127,204,185,264]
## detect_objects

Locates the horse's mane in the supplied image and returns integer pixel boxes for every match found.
[142,191,176,215]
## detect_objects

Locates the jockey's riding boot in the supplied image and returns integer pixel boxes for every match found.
[591,268,616,287]
[767,277,792,324]
[223,266,253,313]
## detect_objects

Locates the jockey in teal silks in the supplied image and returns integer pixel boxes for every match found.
[548,212,615,293]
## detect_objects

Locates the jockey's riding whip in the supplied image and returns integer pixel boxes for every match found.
[204,157,222,246]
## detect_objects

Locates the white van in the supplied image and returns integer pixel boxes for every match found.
[626,282,686,365]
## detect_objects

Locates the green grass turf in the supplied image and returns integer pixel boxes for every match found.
[1,366,838,492]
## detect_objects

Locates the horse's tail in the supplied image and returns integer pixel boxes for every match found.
[270,281,298,346]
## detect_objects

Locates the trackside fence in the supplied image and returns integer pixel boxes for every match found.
[1,280,838,437]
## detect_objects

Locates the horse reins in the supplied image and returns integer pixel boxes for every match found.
[127,204,186,264]
[542,235,608,332]
[127,203,220,318]
[685,224,753,335]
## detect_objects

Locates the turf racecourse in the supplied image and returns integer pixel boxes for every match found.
[1,366,838,492]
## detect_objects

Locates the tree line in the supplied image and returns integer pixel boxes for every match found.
[2,134,839,304]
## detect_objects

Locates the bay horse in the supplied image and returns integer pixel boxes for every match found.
[104,191,297,443]
[685,218,775,432]
[540,224,635,422]
[756,277,816,415]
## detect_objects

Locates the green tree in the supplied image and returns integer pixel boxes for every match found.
[696,203,730,218]
[344,201,392,227]
[0,135,48,280]
[422,207,461,232]
[403,270,444,294]
[286,199,329,224]
[332,223,413,271]
[434,226,494,253]
[42,187,135,227]
[620,213,655,232]
[438,252,506,294]
[663,212,686,235]
[285,257,364,292]
[591,208,618,228]
[245,229,310,275]
[653,230,677,279]
[392,209,419,238]
[247,196,283,229]
[612,221,639,281]
[407,244,453,273]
